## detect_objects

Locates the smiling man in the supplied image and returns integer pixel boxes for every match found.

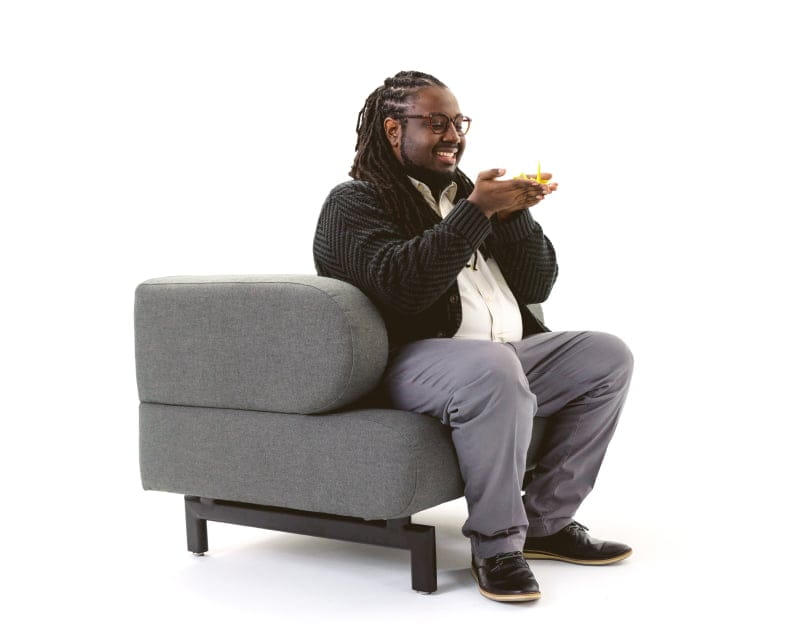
[313,71,634,603]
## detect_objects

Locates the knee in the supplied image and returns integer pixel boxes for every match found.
[473,343,532,392]
[587,332,634,383]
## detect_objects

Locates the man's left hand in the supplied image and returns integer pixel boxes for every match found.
[496,173,558,222]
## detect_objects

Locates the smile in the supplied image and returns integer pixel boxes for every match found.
[434,147,458,164]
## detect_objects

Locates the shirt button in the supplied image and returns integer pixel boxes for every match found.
[449,294,459,304]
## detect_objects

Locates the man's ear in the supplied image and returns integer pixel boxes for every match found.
[383,117,401,148]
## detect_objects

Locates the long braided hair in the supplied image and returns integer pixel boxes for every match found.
[350,71,475,232]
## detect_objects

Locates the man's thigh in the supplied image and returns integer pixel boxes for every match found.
[380,338,531,423]
[506,330,633,417]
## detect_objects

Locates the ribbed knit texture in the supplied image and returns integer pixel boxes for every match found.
[313,179,558,351]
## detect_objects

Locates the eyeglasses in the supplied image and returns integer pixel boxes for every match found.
[400,113,471,136]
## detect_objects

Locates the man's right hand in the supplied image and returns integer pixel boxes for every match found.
[466,169,545,219]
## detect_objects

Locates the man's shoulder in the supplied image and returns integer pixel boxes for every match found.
[325,179,379,203]
[321,180,390,222]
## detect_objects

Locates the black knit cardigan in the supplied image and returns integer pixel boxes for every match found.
[313,176,558,353]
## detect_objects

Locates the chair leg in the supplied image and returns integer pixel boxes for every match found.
[185,496,208,555]
[183,497,438,592]
[404,522,437,593]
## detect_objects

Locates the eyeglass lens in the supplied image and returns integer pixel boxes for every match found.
[430,114,470,135]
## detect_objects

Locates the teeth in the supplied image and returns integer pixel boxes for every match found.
[436,151,456,157]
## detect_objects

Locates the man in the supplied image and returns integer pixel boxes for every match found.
[313,70,634,603]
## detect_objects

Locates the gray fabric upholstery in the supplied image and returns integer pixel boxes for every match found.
[136,274,549,521]
[139,402,465,520]
[135,275,388,414]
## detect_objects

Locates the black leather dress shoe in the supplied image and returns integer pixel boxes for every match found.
[523,521,632,565]
[470,551,541,602]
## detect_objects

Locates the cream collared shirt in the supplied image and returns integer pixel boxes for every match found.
[409,177,524,343]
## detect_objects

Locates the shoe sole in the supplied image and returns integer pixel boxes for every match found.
[470,568,541,602]
[523,549,633,565]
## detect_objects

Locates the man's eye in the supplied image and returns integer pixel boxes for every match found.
[454,117,470,134]
[430,115,448,132]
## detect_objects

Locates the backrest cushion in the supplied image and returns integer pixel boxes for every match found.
[135,275,388,414]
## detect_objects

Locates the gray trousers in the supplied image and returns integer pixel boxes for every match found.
[380,331,634,558]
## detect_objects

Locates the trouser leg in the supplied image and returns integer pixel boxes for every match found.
[507,331,634,536]
[380,338,537,558]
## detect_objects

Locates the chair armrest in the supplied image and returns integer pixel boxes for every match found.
[134,275,388,414]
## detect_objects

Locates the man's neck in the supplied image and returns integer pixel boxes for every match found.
[408,175,456,210]
[404,166,453,203]
[427,183,445,203]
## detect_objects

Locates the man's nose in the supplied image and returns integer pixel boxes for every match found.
[442,122,461,143]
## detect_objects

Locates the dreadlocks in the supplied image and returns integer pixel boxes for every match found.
[350,70,476,230]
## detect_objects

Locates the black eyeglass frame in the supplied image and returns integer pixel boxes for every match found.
[399,113,472,136]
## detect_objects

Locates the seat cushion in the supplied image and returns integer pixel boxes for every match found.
[140,403,465,520]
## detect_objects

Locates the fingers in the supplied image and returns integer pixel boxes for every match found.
[509,178,543,191]
[512,178,557,196]
[474,171,557,216]
[491,177,544,196]
[477,168,506,181]
[534,182,558,194]
[504,183,553,212]
[508,179,545,204]
[518,186,544,208]
[522,181,557,206]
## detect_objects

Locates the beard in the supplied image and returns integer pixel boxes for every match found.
[401,140,456,194]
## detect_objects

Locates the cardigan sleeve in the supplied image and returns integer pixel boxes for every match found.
[486,208,559,304]
[314,181,493,315]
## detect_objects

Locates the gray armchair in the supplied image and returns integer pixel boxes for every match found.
[135,275,547,593]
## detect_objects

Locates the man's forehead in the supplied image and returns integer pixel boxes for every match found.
[408,86,462,114]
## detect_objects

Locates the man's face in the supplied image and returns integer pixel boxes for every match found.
[387,87,467,187]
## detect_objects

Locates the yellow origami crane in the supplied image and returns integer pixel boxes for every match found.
[514,161,549,184]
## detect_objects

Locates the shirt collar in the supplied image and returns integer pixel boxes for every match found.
[407,176,457,205]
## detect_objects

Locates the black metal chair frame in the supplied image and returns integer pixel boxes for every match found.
[184,496,438,593]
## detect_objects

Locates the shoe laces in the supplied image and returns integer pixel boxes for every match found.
[567,521,589,535]
[491,551,528,573]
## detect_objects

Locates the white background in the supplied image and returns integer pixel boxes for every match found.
[2,0,807,627]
